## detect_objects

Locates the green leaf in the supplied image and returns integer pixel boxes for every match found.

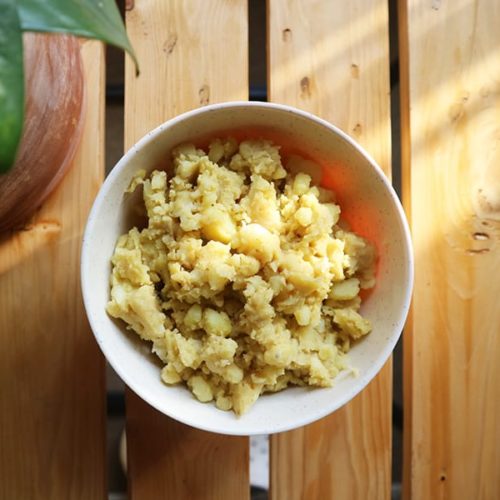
[0,0,24,173]
[17,0,138,72]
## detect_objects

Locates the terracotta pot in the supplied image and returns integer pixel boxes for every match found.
[0,33,85,233]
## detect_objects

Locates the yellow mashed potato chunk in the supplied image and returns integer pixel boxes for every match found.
[107,138,376,415]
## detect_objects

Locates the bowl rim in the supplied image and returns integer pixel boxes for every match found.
[81,100,414,435]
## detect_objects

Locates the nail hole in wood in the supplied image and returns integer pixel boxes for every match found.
[353,123,362,136]
[300,76,311,98]
[282,28,292,42]
[472,232,489,240]
[199,84,210,105]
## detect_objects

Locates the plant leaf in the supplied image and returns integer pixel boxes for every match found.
[0,0,24,173]
[17,0,138,71]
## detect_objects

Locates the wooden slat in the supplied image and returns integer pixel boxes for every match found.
[0,41,106,499]
[268,1,392,499]
[400,1,500,498]
[124,1,249,498]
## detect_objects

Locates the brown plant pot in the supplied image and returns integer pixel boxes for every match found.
[0,33,85,233]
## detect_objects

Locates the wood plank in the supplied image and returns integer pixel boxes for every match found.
[0,40,106,499]
[126,392,249,499]
[268,1,392,499]
[124,1,250,498]
[400,1,500,498]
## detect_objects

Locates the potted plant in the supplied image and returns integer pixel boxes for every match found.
[0,0,137,232]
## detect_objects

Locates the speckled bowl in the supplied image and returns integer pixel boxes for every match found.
[81,101,413,435]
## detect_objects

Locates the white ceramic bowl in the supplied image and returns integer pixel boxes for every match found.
[82,101,413,435]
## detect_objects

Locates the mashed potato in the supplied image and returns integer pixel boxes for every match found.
[107,138,376,415]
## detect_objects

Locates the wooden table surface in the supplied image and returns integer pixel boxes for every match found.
[1,1,499,499]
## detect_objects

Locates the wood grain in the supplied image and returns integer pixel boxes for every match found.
[126,391,249,499]
[400,1,500,499]
[268,1,392,498]
[124,1,249,498]
[0,41,106,499]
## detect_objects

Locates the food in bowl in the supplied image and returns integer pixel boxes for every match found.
[106,137,376,415]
